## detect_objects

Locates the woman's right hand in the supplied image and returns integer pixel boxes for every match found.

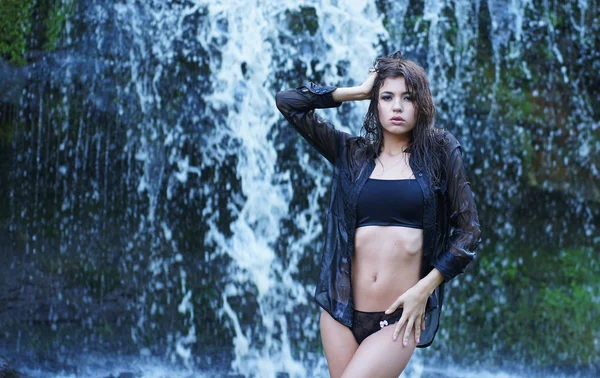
[331,70,378,102]
[358,70,378,100]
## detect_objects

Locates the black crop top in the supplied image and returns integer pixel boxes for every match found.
[355,178,424,229]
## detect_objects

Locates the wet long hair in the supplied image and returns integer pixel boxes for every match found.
[355,51,444,186]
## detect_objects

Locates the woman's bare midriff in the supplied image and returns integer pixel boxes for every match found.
[352,225,423,311]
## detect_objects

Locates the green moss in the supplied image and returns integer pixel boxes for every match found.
[535,280,598,365]
[547,11,563,29]
[0,0,76,63]
[451,245,600,368]
[517,128,537,186]
[44,0,75,51]
[0,0,35,65]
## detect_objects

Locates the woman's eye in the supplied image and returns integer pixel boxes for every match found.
[403,95,413,101]
[382,95,392,101]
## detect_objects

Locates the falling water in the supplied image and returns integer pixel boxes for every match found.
[0,0,597,377]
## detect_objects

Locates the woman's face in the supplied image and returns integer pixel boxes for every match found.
[377,76,417,138]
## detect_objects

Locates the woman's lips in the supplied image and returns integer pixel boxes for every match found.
[390,117,405,125]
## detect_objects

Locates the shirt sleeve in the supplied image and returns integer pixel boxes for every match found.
[275,82,351,165]
[432,132,482,281]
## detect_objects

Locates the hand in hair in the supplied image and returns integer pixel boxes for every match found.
[358,70,378,99]
[353,50,402,100]
[331,70,377,102]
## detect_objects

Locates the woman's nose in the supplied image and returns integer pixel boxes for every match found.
[393,100,403,112]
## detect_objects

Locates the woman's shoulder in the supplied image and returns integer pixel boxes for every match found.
[341,134,367,151]
[432,128,462,151]
[345,134,366,145]
[341,135,374,163]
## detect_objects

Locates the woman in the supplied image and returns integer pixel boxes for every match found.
[275,51,481,377]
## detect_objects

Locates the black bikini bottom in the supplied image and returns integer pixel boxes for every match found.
[351,307,404,344]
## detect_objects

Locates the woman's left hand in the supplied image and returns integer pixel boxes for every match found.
[385,285,429,346]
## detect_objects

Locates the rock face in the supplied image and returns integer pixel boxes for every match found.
[0,0,598,375]
[0,356,30,378]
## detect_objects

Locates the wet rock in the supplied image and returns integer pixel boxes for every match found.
[103,372,137,378]
[0,356,30,378]
[285,6,319,36]
[117,373,137,378]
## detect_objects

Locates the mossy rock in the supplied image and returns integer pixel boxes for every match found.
[0,356,30,377]
[0,0,75,65]
[44,0,76,51]
[0,0,35,65]
[446,244,600,368]
[285,6,319,36]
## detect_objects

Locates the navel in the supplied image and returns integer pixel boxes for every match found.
[371,273,378,282]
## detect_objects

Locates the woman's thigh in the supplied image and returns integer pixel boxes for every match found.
[320,310,359,378]
[341,322,416,378]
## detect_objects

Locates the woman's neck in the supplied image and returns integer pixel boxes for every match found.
[381,133,412,156]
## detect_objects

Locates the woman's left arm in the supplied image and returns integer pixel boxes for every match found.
[432,131,482,281]
[387,131,482,346]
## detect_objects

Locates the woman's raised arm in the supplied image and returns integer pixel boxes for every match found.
[275,72,377,165]
[276,82,347,165]
[331,71,377,102]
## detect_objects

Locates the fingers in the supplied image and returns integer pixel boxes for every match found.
[392,312,425,346]
[385,295,403,314]
[403,317,415,346]
[414,316,422,344]
[392,314,407,342]
[360,70,378,99]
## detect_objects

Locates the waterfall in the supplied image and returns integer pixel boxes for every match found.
[200,1,384,375]
[0,0,597,377]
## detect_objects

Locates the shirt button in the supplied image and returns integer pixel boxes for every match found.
[418,173,423,177]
